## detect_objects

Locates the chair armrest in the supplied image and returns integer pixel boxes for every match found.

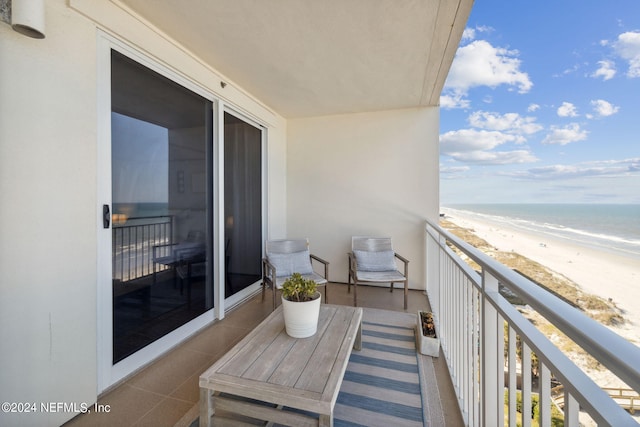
[394,252,409,264]
[348,252,357,272]
[153,242,177,250]
[262,258,276,282]
[152,242,178,260]
[310,254,329,279]
[394,252,409,277]
[174,246,205,262]
[310,254,329,265]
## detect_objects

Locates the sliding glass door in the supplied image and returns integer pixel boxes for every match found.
[110,50,213,363]
[101,47,266,387]
[224,112,263,298]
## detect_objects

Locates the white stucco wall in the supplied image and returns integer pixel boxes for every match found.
[0,1,287,425]
[266,122,288,238]
[0,2,98,426]
[287,108,440,290]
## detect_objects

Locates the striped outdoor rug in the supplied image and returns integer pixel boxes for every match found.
[181,308,443,427]
[333,308,443,427]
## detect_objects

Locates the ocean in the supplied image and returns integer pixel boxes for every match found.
[113,202,169,220]
[442,204,640,260]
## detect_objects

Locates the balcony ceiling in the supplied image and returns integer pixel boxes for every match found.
[118,0,473,118]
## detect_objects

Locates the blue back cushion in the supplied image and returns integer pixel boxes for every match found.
[269,250,313,277]
[354,249,396,272]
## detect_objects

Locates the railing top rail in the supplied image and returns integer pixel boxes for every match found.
[113,215,173,228]
[492,290,633,425]
[426,219,640,394]
[123,215,172,220]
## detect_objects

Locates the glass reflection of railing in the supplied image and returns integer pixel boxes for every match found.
[112,216,173,283]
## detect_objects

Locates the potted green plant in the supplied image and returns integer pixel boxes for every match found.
[281,273,321,338]
[417,311,439,357]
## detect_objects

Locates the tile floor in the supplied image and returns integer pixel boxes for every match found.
[64,283,463,427]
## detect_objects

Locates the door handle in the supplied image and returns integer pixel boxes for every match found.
[103,204,110,229]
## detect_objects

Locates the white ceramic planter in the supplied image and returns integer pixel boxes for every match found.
[281,292,321,338]
[417,311,440,357]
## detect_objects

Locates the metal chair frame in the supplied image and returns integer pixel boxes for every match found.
[262,238,329,310]
[348,236,409,309]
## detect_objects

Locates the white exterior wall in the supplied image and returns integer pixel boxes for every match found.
[0,1,287,425]
[266,122,288,238]
[287,108,440,289]
[0,2,98,426]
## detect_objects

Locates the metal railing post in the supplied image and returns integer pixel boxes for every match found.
[426,223,441,318]
[482,270,500,427]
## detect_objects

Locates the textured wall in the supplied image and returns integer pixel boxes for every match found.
[287,107,440,289]
[0,1,99,425]
[0,0,10,24]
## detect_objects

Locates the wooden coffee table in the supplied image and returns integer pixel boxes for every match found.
[199,304,363,427]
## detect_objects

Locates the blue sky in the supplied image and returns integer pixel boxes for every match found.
[112,113,168,203]
[439,1,640,205]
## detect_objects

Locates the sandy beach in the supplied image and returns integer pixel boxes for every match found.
[439,209,640,427]
[441,208,640,349]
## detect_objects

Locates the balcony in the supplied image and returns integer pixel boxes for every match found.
[66,284,463,427]
[64,218,640,427]
[3,3,476,424]
[426,219,640,426]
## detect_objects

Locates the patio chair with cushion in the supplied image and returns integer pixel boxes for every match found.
[152,230,207,293]
[262,238,329,310]
[348,236,409,309]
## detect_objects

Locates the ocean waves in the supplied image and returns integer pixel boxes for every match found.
[442,204,640,259]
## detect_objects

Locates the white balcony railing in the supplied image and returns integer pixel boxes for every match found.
[425,219,640,427]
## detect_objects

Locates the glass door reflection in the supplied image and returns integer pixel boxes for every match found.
[111,50,213,363]
[224,112,263,297]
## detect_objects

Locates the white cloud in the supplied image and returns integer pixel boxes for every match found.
[440,111,542,165]
[440,129,524,152]
[440,129,536,165]
[440,165,471,178]
[613,31,640,77]
[443,40,533,100]
[590,99,620,117]
[440,165,471,173]
[468,111,543,135]
[461,28,476,42]
[475,25,494,34]
[591,60,617,80]
[461,25,494,42]
[449,150,537,165]
[505,158,640,180]
[440,93,470,109]
[541,123,588,145]
[557,102,578,117]
[559,63,581,76]
[527,103,540,112]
